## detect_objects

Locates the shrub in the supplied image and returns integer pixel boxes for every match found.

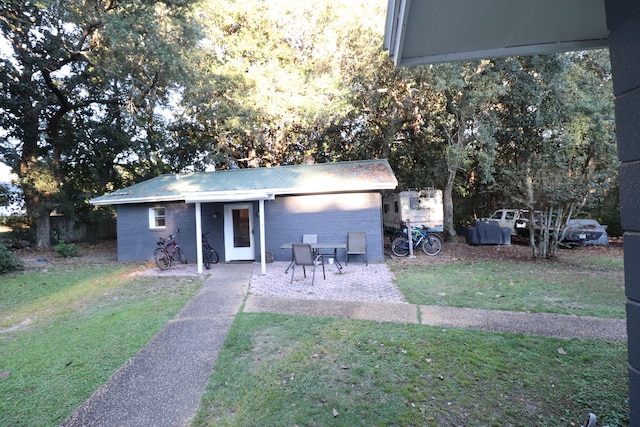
[1,215,34,243]
[0,244,23,274]
[54,241,80,258]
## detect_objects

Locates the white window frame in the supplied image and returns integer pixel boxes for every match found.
[149,207,166,230]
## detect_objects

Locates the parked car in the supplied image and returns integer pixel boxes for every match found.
[560,219,609,247]
[483,209,534,237]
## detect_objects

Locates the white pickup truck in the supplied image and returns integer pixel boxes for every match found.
[484,209,530,236]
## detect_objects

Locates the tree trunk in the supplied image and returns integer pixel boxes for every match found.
[539,207,550,259]
[381,128,394,159]
[17,90,62,250]
[524,161,538,258]
[35,212,52,250]
[550,207,563,258]
[443,167,457,242]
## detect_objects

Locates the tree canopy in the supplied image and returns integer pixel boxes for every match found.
[0,0,201,247]
[0,0,618,256]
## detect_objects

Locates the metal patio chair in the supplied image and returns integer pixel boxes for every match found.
[346,231,368,266]
[302,233,318,256]
[290,243,325,285]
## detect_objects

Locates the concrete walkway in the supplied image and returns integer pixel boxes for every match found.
[246,260,626,341]
[60,261,626,427]
[61,263,250,427]
[244,295,626,341]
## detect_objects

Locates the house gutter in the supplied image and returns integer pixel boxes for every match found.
[90,183,397,206]
[90,195,185,206]
[90,192,276,206]
[182,191,276,203]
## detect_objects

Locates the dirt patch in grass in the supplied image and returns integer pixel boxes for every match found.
[16,240,119,270]
[388,235,623,267]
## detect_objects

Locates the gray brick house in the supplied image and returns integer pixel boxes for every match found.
[91,159,397,274]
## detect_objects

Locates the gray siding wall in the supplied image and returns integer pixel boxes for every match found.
[116,203,198,262]
[199,202,228,261]
[116,191,383,264]
[263,192,383,263]
[606,1,640,424]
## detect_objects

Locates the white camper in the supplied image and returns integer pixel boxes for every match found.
[383,189,444,232]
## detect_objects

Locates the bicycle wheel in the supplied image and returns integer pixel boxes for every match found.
[176,247,188,264]
[154,248,170,270]
[391,237,410,257]
[389,231,404,244]
[422,234,443,256]
[210,249,219,264]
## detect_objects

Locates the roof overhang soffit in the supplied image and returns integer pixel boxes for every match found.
[90,195,182,206]
[90,182,398,206]
[384,0,609,67]
[182,190,276,203]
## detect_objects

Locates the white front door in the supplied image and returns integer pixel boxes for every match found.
[224,203,255,261]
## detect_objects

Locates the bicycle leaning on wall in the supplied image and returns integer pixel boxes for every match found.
[154,229,187,270]
[391,225,443,257]
[201,231,220,269]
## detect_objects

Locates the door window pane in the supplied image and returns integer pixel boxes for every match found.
[232,209,250,247]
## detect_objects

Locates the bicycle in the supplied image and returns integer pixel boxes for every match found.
[154,229,187,270]
[391,225,443,257]
[201,231,220,269]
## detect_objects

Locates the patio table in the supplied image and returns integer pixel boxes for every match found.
[280,243,346,274]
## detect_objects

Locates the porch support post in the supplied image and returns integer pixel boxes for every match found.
[195,202,203,274]
[259,198,266,275]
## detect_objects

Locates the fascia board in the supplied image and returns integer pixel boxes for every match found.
[398,39,609,67]
[272,182,398,195]
[390,0,410,66]
[90,195,184,206]
[91,181,398,206]
[182,190,276,203]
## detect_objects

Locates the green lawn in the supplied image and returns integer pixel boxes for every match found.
[390,256,625,318]
[194,313,628,426]
[0,244,628,426]
[194,246,627,426]
[0,264,203,426]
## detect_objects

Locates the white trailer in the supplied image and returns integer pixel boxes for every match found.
[383,189,444,232]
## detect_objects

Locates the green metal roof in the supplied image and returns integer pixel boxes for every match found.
[90,159,398,205]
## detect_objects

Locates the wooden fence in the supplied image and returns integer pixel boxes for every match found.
[50,216,117,243]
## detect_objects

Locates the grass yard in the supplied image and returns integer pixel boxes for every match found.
[195,243,627,426]
[194,313,628,426]
[0,262,202,426]
[390,244,625,318]
[0,240,628,426]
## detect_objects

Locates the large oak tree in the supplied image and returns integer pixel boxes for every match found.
[0,0,199,248]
